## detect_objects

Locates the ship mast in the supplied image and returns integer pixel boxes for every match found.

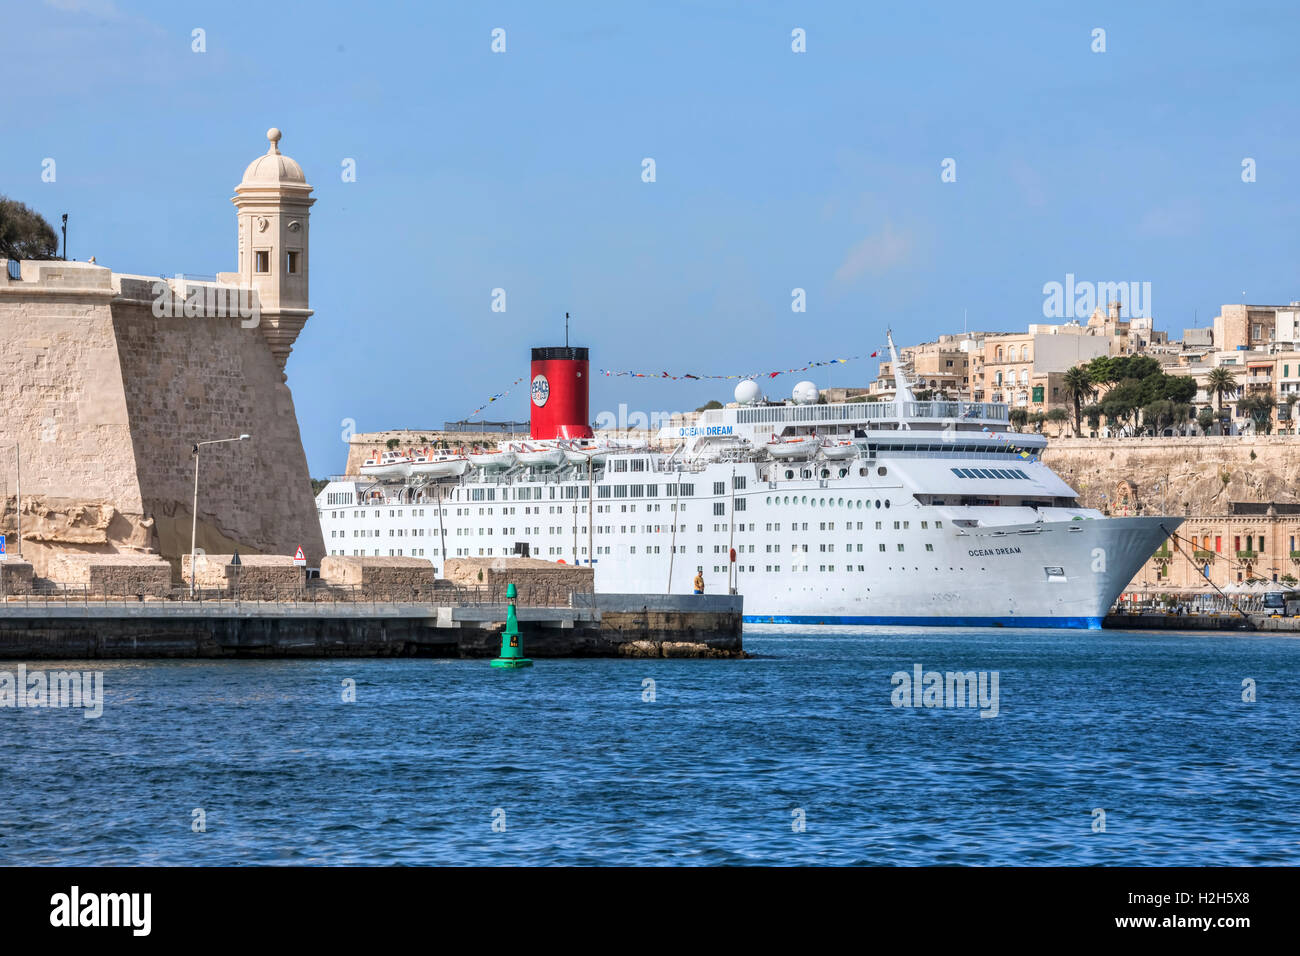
[886,328,915,429]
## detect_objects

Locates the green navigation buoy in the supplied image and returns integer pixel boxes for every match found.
[491,582,533,669]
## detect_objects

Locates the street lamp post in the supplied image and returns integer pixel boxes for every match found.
[190,434,250,597]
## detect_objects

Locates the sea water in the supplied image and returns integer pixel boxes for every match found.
[0,627,1296,865]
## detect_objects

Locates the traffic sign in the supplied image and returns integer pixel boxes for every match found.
[0,534,6,561]
[293,546,306,567]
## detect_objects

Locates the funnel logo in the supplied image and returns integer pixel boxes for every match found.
[531,374,550,407]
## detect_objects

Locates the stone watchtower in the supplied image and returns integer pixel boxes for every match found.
[223,128,315,372]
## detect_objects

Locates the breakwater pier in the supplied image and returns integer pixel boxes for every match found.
[1103,610,1300,632]
[0,593,744,660]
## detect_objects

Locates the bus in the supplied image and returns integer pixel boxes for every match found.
[1261,590,1300,615]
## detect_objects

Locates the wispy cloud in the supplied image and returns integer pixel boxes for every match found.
[834,222,913,282]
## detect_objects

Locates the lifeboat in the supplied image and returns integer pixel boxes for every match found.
[513,443,565,468]
[468,448,517,469]
[360,451,412,478]
[819,438,859,460]
[562,440,610,465]
[765,435,815,460]
[409,453,470,478]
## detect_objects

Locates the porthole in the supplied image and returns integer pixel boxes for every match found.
[875,500,882,509]
[838,497,844,506]
[820,469,830,479]
[885,499,891,508]
[859,467,868,476]
[856,500,862,509]
[801,469,812,479]
[785,469,794,479]
[839,468,848,478]
[801,496,808,504]
[766,496,772,505]
[877,466,887,477]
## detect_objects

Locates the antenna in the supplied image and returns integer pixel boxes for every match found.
[565,312,570,348]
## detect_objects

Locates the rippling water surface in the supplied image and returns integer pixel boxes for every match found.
[1,627,1297,865]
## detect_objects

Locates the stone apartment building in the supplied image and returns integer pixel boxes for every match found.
[874,300,1300,433]
[1213,302,1300,353]
[1137,503,1300,590]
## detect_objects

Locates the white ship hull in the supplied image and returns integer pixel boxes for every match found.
[592,510,1171,628]
[318,454,1175,629]
[319,337,1173,630]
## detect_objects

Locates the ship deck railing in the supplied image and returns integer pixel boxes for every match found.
[727,399,1010,427]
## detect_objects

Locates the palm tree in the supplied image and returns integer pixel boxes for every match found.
[1206,367,1238,434]
[1062,366,1096,436]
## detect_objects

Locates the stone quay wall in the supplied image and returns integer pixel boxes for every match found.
[319,555,438,597]
[47,552,173,597]
[0,561,34,594]
[442,557,594,606]
[182,553,305,596]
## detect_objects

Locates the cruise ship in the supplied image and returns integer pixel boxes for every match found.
[316,338,1177,628]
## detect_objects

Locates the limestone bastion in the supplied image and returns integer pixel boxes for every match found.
[0,128,324,583]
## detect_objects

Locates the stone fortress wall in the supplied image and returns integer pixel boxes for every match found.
[1042,436,1300,515]
[0,261,324,580]
[0,129,325,583]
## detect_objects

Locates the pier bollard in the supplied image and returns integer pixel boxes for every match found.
[491,582,533,669]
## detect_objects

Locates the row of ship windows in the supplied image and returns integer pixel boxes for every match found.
[950,467,1030,480]
[766,496,891,509]
[715,557,955,573]
[319,546,977,567]
[328,519,941,539]
[318,548,981,570]
[326,496,899,523]
[325,538,934,556]
[327,549,431,557]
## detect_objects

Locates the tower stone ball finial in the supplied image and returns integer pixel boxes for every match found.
[267,127,282,153]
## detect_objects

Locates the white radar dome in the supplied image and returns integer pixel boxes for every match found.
[734,379,762,405]
[792,381,819,405]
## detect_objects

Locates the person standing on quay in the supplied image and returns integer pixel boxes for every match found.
[694,571,705,595]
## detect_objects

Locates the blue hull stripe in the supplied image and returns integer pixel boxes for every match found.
[743,614,1103,630]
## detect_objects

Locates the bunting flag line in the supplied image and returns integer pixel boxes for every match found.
[597,351,880,382]
[465,376,526,419]
[978,426,1042,462]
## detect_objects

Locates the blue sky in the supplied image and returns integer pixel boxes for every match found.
[5,0,1299,474]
